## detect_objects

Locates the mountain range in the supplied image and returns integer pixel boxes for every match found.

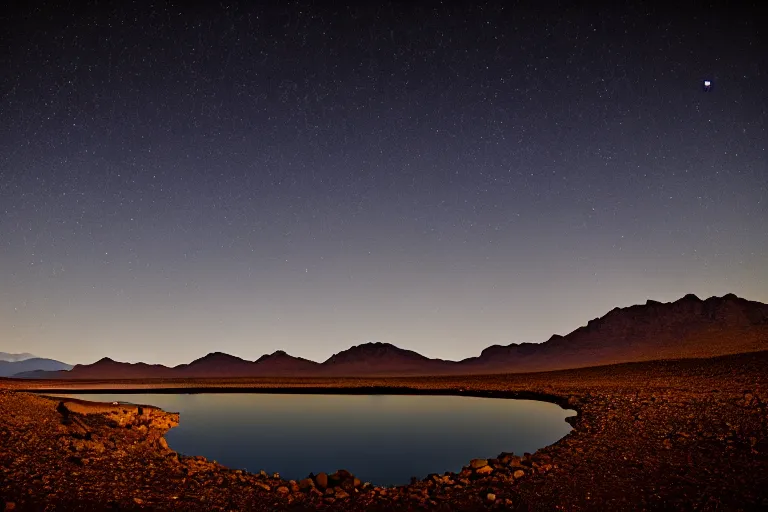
[11,293,768,379]
[0,358,73,378]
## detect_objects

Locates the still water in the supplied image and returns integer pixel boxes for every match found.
[61,393,574,486]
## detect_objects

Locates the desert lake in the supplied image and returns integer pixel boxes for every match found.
[57,393,575,486]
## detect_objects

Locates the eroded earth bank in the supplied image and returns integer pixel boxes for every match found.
[2,350,768,511]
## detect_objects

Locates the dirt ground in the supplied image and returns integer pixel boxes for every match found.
[1,351,767,511]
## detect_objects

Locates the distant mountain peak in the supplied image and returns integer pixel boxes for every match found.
[189,352,247,364]
[320,341,453,376]
[0,352,37,363]
[326,341,423,360]
[255,350,296,362]
[346,341,408,352]
[0,357,73,378]
[467,293,768,373]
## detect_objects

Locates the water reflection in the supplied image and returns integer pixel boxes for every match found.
[61,393,574,486]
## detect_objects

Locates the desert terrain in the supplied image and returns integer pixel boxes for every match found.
[2,350,767,511]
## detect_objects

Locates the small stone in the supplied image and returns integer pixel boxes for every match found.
[469,458,488,469]
[513,470,525,479]
[475,465,494,476]
[253,482,271,491]
[133,498,144,505]
[486,493,496,502]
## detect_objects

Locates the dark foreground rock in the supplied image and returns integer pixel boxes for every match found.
[2,350,768,510]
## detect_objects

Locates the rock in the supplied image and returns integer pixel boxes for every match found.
[324,488,335,496]
[475,465,494,476]
[253,482,271,491]
[133,498,144,505]
[513,470,525,479]
[299,478,314,490]
[497,451,515,462]
[4,503,16,511]
[486,493,496,502]
[335,489,350,499]
[335,469,353,480]
[276,486,289,495]
[315,472,328,489]
[469,458,488,469]
[158,437,169,451]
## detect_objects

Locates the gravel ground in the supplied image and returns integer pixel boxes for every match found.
[1,350,767,511]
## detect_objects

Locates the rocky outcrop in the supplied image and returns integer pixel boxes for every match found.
[57,398,179,431]
[55,398,179,462]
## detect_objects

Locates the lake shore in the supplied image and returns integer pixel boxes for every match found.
[2,351,768,510]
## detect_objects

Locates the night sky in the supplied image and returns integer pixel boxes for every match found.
[1,1,766,366]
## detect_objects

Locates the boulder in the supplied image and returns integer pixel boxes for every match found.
[469,458,488,469]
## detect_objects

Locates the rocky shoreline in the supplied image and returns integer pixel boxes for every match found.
[2,350,768,510]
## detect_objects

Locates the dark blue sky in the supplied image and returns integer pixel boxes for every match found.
[1,1,765,365]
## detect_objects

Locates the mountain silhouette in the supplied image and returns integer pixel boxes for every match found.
[253,350,321,375]
[459,293,768,373]
[0,357,72,378]
[319,342,456,376]
[14,294,768,379]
